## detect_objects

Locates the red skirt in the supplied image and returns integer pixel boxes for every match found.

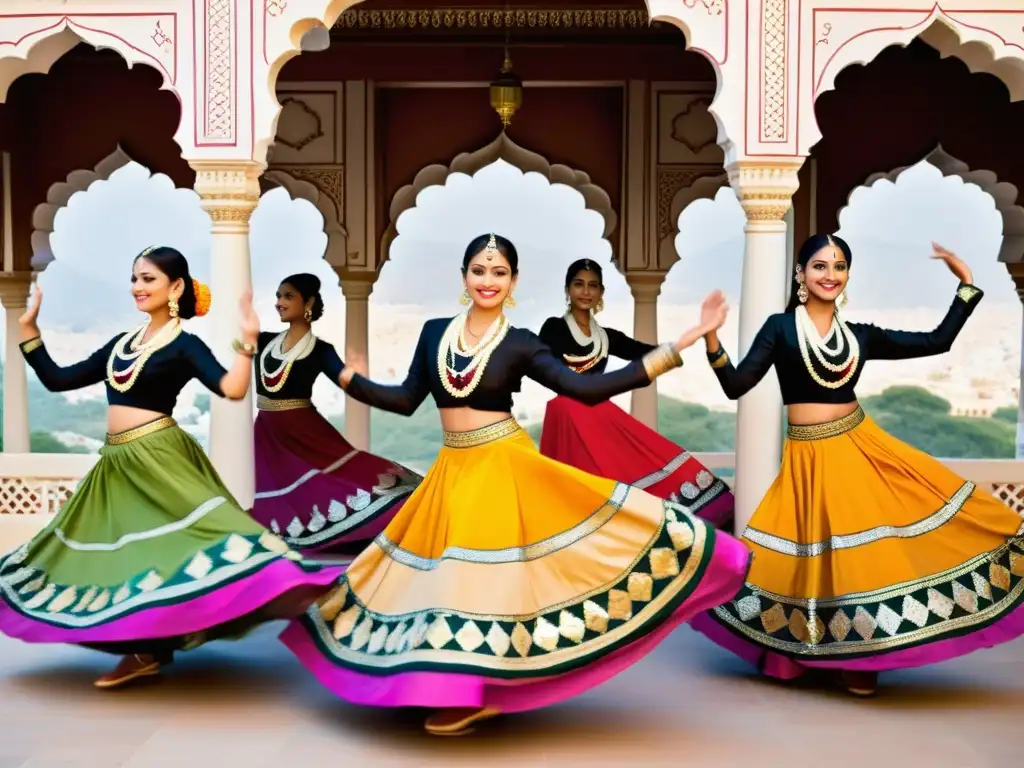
[251,407,421,555]
[539,395,733,528]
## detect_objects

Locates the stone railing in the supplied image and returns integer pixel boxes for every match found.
[1,453,1023,548]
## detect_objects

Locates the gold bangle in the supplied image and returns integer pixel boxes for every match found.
[21,337,43,354]
[709,350,730,369]
[642,343,683,380]
[232,339,257,357]
[956,284,981,304]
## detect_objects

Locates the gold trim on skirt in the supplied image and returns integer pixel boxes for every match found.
[442,417,522,448]
[786,406,865,441]
[256,395,313,412]
[105,417,177,445]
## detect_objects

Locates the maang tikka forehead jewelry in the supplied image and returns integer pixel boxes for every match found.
[484,233,499,261]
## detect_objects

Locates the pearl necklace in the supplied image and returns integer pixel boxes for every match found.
[794,305,861,389]
[562,311,608,374]
[437,311,509,398]
[106,319,183,393]
[260,330,316,393]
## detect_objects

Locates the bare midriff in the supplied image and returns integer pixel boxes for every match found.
[786,400,860,426]
[438,407,515,434]
[106,405,172,436]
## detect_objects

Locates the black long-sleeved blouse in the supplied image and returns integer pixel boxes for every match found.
[538,316,655,375]
[707,284,983,405]
[20,331,227,414]
[254,332,345,400]
[345,317,657,415]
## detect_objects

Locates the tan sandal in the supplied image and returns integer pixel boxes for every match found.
[93,654,162,690]
[424,707,500,736]
[840,670,878,698]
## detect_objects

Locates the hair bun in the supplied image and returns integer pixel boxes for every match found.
[192,279,212,317]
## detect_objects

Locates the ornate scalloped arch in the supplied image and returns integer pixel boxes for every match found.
[30,146,136,272]
[839,146,1024,264]
[659,171,729,272]
[380,132,617,270]
[263,169,347,264]
[256,0,732,166]
[806,12,1024,154]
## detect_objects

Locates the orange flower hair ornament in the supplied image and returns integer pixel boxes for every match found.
[192,279,212,317]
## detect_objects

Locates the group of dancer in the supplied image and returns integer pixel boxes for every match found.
[0,231,1022,735]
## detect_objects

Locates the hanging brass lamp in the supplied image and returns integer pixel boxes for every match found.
[489,48,523,128]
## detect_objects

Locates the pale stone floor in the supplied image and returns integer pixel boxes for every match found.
[0,623,1020,768]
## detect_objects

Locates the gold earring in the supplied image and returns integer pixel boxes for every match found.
[168,297,179,318]
[304,307,313,322]
[459,290,471,306]
[595,298,605,314]
[795,265,809,304]
[504,293,516,309]
[837,291,848,310]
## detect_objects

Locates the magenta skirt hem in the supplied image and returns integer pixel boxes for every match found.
[0,560,343,645]
[689,493,733,530]
[278,531,751,711]
[692,602,1024,679]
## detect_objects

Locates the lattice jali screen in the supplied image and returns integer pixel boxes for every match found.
[0,478,77,515]
[990,483,1024,517]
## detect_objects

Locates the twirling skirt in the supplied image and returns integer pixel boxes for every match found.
[251,399,421,554]
[280,417,751,712]
[540,395,734,529]
[693,407,1024,678]
[0,418,342,655]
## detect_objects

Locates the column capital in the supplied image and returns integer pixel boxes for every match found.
[625,271,667,302]
[727,159,804,222]
[336,268,377,301]
[190,160,263,231]
[0,271,33,310]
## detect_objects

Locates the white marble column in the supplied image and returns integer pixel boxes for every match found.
[729,161,803,534]
[626,272,666,430]
[191,161,261,508]
[0,272,31,453]
[337,272,374,452]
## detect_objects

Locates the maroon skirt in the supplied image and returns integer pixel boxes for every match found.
[539,395,734,529]
[251,403,421,554]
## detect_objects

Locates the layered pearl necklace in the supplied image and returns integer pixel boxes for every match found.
[106,319,183,393]
[437,311,509,398]
[260,330,316,393]
[562,311,608,374]
[794,304,861,389]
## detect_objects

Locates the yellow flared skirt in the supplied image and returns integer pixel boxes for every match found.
[709,407,1024,665]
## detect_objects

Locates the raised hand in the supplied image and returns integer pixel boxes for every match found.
[931,242,973,285]
[675,290,729,353]
[18,283,42,342]
[339,351,367,389]
[238,289,260,346]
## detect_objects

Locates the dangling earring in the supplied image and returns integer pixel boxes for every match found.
[595,298,605,314]
[795,265,809,305]
[837,291,848,310]
[304,307,313,322]
[565,294,571,312]
[459,290,470,306]
[168,297,179,318]
[504,293,516,309]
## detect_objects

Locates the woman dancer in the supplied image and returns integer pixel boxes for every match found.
[538,258,734,528]
[693,235,1024,697]
[281,233,751,736]
[0,247,341,689]
[250,274,421,554]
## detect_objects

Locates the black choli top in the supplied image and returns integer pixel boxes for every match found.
[254,332,345,400]
[20,330,227,414]
[345,317,653,415]
[538,316,655,375]
[708,283,983,405]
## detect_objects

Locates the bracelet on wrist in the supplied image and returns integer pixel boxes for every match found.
[21,337,43,354]
[642,343,684,380]
[232,338,257,357]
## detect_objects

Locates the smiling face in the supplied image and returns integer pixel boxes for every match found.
[567,268,604,314]
[803,244,849,305]
[464,249,516,310]
[131,257,181,316]
[275,281,309,324]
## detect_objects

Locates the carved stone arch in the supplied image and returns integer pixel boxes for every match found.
[806,12,1024,154]
[0,17,180,102]
[380,132,617,271]
[657,170,729,272]
[30,146,137,272]
[839,145,1024,264]
[262,169,347,264]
